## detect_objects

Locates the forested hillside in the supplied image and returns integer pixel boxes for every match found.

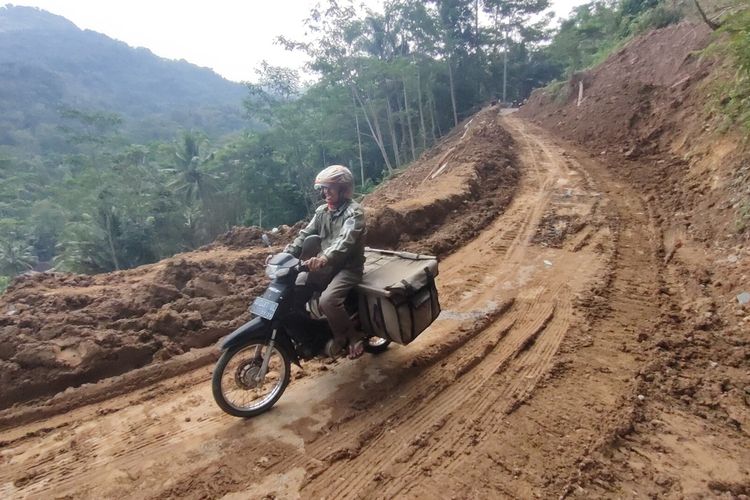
[2,0,742,294]
[0,5,248,152]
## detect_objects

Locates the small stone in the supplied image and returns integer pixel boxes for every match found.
[737,292,750,305]
[709,361,718,368]
[654,474,673,487]
[637,394,646,401]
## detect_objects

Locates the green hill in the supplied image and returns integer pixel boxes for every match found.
[0,5,250,154]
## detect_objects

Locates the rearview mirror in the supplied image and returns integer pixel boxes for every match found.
[300,235,322,260]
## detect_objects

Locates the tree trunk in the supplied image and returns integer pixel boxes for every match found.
[475,0,479,54]
[416,67,428,150]
[352,94,365,188]
[429,88,443,138]
[397,96,409,162]
[352,86,393,173]
[503,26,509,103]
[104,211,120,271]
[693,0,721,30]
[403,80,416,162]
[385,92,401,167]
[447,56,458,127]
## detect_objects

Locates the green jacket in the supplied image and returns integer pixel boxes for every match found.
[284,199,366,271]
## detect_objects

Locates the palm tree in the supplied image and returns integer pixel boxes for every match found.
[0,234,37,275]
[165,131,217,204]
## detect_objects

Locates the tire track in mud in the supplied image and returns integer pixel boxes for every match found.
[302,294,558,499]
[365,292,573,500]
[491,117,664,498]
[380,295,575,500]
[298,113,597,499]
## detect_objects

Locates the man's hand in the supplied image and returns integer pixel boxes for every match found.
[304,256,329,272]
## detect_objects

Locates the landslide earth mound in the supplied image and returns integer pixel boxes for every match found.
[0,106,518,411]
[520,20,750,497]
[520,21,748,245]
[364,109,519,257]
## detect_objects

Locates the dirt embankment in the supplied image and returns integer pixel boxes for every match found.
[520,21,748,245]
[0,106,519,412]
[520,20,750,497]
[0,236,276,410]
[365,108,519,257]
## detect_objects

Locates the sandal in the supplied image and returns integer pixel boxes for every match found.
[348,339,365,360]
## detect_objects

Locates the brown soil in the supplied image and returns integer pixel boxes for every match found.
[364,109,519,257]
[0,243,283,410]
[0,22,748,499]
[520,20,750,498]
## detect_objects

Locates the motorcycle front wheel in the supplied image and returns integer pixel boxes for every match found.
[212,341,291,418]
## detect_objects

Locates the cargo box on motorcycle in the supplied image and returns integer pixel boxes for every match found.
[356,248,440,345]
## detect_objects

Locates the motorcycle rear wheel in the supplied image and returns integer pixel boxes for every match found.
[212,341,291,418]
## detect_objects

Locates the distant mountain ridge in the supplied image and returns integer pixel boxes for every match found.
[0,5,250,154]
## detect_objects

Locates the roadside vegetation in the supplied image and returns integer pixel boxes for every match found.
[542,0,684,99]
[0,0,727,293]
[711,1,750,131]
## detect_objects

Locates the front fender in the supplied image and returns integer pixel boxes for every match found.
[220,317,269,350]
[219,317,301,367]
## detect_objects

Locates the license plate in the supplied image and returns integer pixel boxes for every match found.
[250,297,279,320]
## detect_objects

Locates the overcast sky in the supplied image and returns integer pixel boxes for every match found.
[9,0,590,83]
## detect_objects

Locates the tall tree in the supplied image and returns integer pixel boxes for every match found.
[484,0,551,102]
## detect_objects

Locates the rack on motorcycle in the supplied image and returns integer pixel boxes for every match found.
[211,235,441,418]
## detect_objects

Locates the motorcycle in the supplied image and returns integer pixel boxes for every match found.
[211,235,391,418]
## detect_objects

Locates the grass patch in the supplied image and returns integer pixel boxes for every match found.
[543,80,571,104]
[704,1,750,131]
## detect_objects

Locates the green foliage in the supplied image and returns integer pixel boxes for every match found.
[544,79,571,104]
[710,2,750,131]
[546,0,684,77]
[0,5,250,156]
[7,0,665,279]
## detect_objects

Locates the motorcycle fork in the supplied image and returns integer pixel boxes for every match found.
[254,328,278,383]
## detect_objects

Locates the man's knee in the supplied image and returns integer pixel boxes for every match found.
[319,288,343,312]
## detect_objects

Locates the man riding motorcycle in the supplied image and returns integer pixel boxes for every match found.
[283,165,367,359]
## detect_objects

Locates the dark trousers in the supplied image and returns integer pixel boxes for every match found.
[297,268,363,345]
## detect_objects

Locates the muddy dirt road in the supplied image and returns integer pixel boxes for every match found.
[0,114,739,499]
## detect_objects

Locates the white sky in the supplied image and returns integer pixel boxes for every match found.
[8,0,590,83]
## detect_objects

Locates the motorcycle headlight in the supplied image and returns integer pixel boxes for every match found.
[265,264,279,278]
[265,265,290,279]
[274,267,290,278]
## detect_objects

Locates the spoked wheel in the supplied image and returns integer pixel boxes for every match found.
[363,336,391,354]
[212,341,291,417]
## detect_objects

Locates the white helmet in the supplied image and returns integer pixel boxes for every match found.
[314,165,354,198]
